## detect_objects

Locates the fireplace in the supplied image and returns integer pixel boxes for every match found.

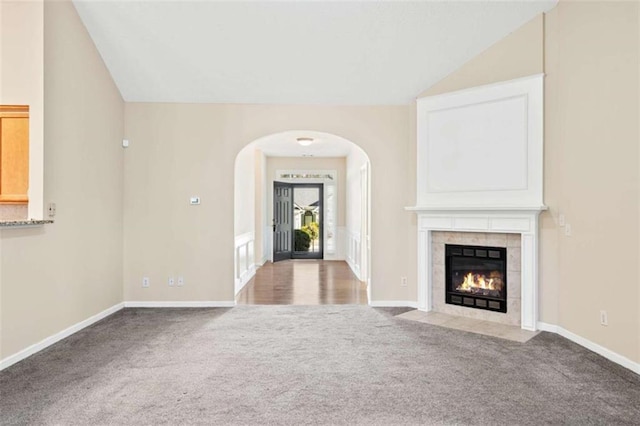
[445,244,507,313]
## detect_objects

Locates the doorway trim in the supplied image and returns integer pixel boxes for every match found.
[273,181,294,262]
[233,131,372,302]
[272,181,325,261]
[272,169,337,261]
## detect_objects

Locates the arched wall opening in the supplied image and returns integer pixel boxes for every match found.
[233,130,372,302]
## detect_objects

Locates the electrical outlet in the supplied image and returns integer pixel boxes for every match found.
[558,213,565,227]
[168,277,175,287]
[178,277,184,287]
[400,277,408,287]
[600,310,608,326]
[565,224,572,236]
[142,277,150,288]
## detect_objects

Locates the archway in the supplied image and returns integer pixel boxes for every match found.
[233,130,372,304]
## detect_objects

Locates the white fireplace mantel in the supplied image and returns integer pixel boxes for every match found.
[407,206,546,331]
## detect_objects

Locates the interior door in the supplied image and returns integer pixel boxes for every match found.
[273,181,293,262]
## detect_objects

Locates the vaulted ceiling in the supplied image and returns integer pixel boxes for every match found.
[73,0,556,105]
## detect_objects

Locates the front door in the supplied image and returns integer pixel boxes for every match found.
[273,181,293,262]
[292,184,323,259]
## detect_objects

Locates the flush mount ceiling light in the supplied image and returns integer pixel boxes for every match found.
[296,137,314,146]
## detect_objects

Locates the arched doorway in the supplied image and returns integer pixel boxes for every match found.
[233,131,371,304]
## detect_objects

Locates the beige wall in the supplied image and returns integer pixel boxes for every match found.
[234,146,256,236]
[545,1,639,364]
[421,4,639,364]
[0,1,124,359]
[254,149,266,263]
[346,147,368,237]
[345,146,370,277]
[123,104,413,303]
[419,14,544,98]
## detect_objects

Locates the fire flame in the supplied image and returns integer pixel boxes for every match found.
[457,272,502,292]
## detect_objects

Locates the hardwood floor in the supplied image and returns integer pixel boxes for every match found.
[236,260,368,305]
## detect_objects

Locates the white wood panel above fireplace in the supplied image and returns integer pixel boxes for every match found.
[416,74,544,210]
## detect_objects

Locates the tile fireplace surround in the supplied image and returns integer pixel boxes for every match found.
[432,231,521,326]
[408,208,544,331]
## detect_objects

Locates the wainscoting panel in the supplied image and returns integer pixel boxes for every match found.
[346,229,362,280]
[235,232,256,295]
[324,226,347,261]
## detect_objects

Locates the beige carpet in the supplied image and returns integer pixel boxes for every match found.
[1,306,639,425]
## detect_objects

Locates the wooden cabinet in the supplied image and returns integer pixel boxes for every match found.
[0,106,29,204]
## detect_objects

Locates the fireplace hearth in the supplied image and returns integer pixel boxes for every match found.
[446,244,507,313]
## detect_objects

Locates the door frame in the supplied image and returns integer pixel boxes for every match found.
[291,183,324,260]
[272,181,294,262]
[269,169,337,263]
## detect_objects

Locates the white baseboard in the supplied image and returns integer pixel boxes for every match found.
[536,321,559,333]
[369,300,419,309]
[537,321,639,376]
[0,302,125,371]
[123,301,236,308]
[4,300,636,378]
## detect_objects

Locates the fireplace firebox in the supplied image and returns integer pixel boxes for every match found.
[445,244,507,313]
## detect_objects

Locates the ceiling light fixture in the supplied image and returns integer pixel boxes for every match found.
[296,137,314,146]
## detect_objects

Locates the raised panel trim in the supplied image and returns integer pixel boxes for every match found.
[452,217,490,230]
[416,74,544,209]
[420,216,453,229]
[425,95,529,193]
[490,217,531,232]
[235,232,256,295]
[346,229,362,280]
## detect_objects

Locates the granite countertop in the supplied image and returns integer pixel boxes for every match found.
[0,219,54,227]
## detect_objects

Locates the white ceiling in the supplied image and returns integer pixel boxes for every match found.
[251,131,357,158]
[73,0,556,105]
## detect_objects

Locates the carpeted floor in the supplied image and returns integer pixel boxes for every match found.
[1,306,639,425]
